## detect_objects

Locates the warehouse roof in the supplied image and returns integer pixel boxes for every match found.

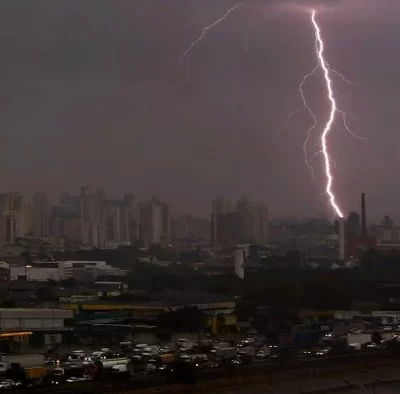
[83,289,234,308]
[0,280,37,291]
[151,289,233,306]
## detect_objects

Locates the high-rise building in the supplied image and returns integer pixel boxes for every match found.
[59,192,80,215]
[138,196,170,247]
[216,212,244,248]
[236,197,255,242]
[161,201,170,245]
[253,203,268,244]
[5,214,17,244]
[0,214,6,246]
[80,186,106,247]
[171,215,210,241]
[171,216,186,241]
[212,196,232,249]
[105,199,130,244]
[49,192,81,241]
[80,186,90,245]
[0,192,31,243]
[0,194,11,245]
[236,197,268,245]
[123,193,136,241]
[32,193,49,238]
[346,211,360,239]
[212,196,232,217]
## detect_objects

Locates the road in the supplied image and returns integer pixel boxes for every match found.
[19,350,400,393]
[229,383,400,394]
[340,385,400,394]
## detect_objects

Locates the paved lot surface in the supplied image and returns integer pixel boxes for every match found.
[204,366,400,394]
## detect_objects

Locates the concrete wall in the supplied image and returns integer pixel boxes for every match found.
[0,308,73,331]
[372,311,400,324]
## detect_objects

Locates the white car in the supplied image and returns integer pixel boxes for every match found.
[0,379,14,389]
[66,377,80,383]
[78,374,92,381]
[256,350,270,359]
[91,351,105,357]
[177,339,188,347]
[72,350,86,358]
[112,364,128,373]
[180,355,191,363]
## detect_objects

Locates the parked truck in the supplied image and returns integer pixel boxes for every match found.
[52,365,86,380]
[346,333,371,347]
[96,355,129,369]
[25,367,47,380]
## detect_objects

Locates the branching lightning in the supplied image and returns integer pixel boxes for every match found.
[338,110,368,143]
[178,4,365,219]
[299,62,319,178]
[329,66,358,86]
[179,4,243,66]
[275,108,301,136]
[308,150,341,172]
[278,9,368,218]
[311,9,343,218]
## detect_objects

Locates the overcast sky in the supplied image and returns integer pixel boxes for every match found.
[1,0,399,219]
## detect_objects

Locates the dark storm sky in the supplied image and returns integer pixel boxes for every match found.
[1,0,399,219]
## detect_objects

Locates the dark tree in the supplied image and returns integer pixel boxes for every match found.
[156,328,174,343]
[6,363,27,385]
[0,300,16,308]
[286,250,302,269]
[60,278,78,288]
[158,307,206,333]
[35,286,57,302]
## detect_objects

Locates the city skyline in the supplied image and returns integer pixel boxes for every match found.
[2,187,400,263]
[0,186,398,223]
[1,1,399,219]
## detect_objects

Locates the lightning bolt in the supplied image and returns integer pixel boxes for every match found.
[179,4,243,67]
[311,9,343,218]
[275,108,301,136]
[339,110,368,143]
[299,63,319,178]
[329,67,358,86]
[278,9,368,218]
[309,150,341,172]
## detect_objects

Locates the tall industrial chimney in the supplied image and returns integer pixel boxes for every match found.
[361,193,367,238]
[338,218,345,261]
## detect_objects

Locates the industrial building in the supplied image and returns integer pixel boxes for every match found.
[70,290,237,338]
[0,308,74,349]
[66,290,237,335]
[67,290,235,316]
[8,260,128,281]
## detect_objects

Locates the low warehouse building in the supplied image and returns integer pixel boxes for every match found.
[67,290,237,336]
[0,308,74,349]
